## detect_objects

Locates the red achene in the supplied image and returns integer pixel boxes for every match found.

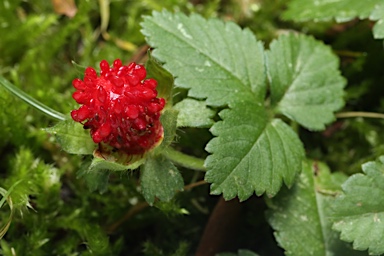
[71,59,165,155]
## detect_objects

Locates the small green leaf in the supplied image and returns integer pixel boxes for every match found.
[145,52,174,103]
[173,98,214,128]
[205,104,304,200]
[140,155,184,205]
[267,160,367,256]
[332,156,384,255]
[283,0,384,39]
[44,119,96,155]
[267,34,346,131]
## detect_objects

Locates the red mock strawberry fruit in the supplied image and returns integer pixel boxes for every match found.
[71,59,165,155]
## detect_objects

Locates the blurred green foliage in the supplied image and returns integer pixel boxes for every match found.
[1,0,384,255]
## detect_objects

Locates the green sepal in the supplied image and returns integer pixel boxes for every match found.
[140,155,184,206]
[44,119,96,155]
[92,145,147,171]
[77,165,110,194]
[145,51,174,104]
[154,108,178,154]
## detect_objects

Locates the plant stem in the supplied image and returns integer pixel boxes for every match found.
[0,76,66,121]
[184,180,207,190]
[106,179,207,233]
[106,201,149,234]
[163,147,206,171]
[336,111,384,119]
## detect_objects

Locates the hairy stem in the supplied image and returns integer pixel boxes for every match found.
[163,147,206,171]
[0,76,66,121]
[336,111,384,119]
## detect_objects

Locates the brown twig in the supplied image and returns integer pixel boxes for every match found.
[106,179,208,233]
[184,180,207,191]
[129,45,150,64]
[106,201,149,234]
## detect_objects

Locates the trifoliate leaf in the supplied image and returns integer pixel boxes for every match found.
[173,98,215,128]
[44,119,96,155]
[332,156,384,255]
[142,11,307,200]
[283,0,384,39]
[267,160,367,256]
[205,103,304,200]
[267,34,346,131]
[140,155,184,205]
[141,11,266,106]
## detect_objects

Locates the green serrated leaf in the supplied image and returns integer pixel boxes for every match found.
[267,33,346,131]
[267,160,367,256]
[173,98,214,128]
[205,103,304,200]
[283,0,384,39]
[141,10,266,107]
[332,156,384,255]
[145,52,175,103]
[44,119,96,155]
[140,155,184,205]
